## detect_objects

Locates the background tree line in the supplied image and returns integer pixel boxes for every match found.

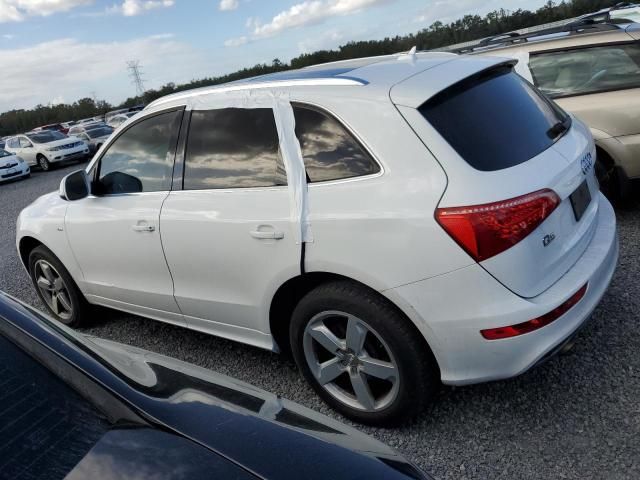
[0,0,623,136]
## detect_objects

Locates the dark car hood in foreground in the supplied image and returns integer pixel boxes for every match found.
[0,292,431,480]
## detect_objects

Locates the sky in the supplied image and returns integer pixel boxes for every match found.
[0,0,551,113]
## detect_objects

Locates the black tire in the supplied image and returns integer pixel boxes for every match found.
[290,280,439,426]
[37,154,50,171]
[28,245,90,327]
[595,158,618,201]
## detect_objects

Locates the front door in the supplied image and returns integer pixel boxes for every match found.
[160,107,300,347]
[65,108,186,325]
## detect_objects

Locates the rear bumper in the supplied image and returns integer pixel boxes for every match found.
[388,193,618,385]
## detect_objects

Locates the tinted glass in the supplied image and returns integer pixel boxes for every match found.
[88,126,113,138]
[0,149,10,157]
[7,138,19,148]
[420,67,566,171]
[293,106,379,182]
[97,110,181,194]
[184,108,286,190]
[530,43,640,98]
[27,131,66,143]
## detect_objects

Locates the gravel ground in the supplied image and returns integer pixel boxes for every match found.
[1,163,639,479]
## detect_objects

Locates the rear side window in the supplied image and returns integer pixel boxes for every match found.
[529,43,640,98]
[292,105,379,183]
[184,108,286,190]
[420,66,566,172]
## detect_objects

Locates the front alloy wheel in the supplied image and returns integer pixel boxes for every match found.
[28,245,89,327]
[303,311,399,412]
[38,156,50,171]
[34,259,73,321]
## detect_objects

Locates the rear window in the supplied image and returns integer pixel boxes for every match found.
[419,66,567,172]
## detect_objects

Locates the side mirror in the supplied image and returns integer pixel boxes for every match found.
[60,170,90,201]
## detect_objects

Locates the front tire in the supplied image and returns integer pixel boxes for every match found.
[290,281,439,426]
[37,155,50,171]
[28,246,90,327]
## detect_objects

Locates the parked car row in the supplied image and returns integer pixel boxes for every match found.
[0,120,120,182]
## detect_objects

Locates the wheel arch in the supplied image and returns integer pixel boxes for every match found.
[268,271,441,377]
[18,235,44,271]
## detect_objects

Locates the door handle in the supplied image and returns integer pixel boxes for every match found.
[250,229,284,240]
[132,224,155,233]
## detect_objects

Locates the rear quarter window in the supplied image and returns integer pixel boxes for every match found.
[419,66,567,172]
[292,105,380,182]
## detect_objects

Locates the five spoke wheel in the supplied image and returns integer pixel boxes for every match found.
[303,311,399,412]
[34,259,73,321]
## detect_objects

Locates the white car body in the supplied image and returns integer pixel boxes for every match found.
[5,133,89,168]
[0,150,29,182]
[16,52,618,388]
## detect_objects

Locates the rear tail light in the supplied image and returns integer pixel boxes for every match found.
[435,189,560,262]
[481,283,588,340]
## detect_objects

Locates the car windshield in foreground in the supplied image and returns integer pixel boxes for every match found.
[0,149,11,157]
[420,65,568,172]
[87,127,114,139]
[27,131,66,144]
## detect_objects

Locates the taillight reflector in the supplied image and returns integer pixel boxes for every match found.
[435,189,561,262]
[481,283,588,340]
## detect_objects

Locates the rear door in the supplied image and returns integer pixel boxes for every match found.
[160,107,300,347]
[394,61,599,298]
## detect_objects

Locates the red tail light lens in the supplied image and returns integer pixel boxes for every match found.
[481,283,588,340]
[435,189,560,262]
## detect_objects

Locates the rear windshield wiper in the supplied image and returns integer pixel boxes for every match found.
[547,116,571,140]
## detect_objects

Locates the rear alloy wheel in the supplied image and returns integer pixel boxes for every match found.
[291,281,439,426]
[38,155,50,171]
[303,312,400,412]
[28,246,90,327]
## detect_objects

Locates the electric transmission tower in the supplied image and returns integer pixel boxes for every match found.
[127,60,147,97]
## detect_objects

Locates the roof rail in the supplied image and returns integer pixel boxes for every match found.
[449,20,625,54]
[442,3,639,54]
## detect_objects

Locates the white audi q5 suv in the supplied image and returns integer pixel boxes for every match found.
[16,52,618,426]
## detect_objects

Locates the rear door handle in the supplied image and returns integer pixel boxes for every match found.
[132,223,155,232]
[250,228,284,240]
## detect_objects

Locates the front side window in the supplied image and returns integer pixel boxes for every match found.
[95,110,182,195]
[292,105,379,183]
[184,108,286,190]
[529,43,640,98]
[19,137,32,148]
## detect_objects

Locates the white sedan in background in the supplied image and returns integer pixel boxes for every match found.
[0,148,29,183]
[4,131,89,171]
